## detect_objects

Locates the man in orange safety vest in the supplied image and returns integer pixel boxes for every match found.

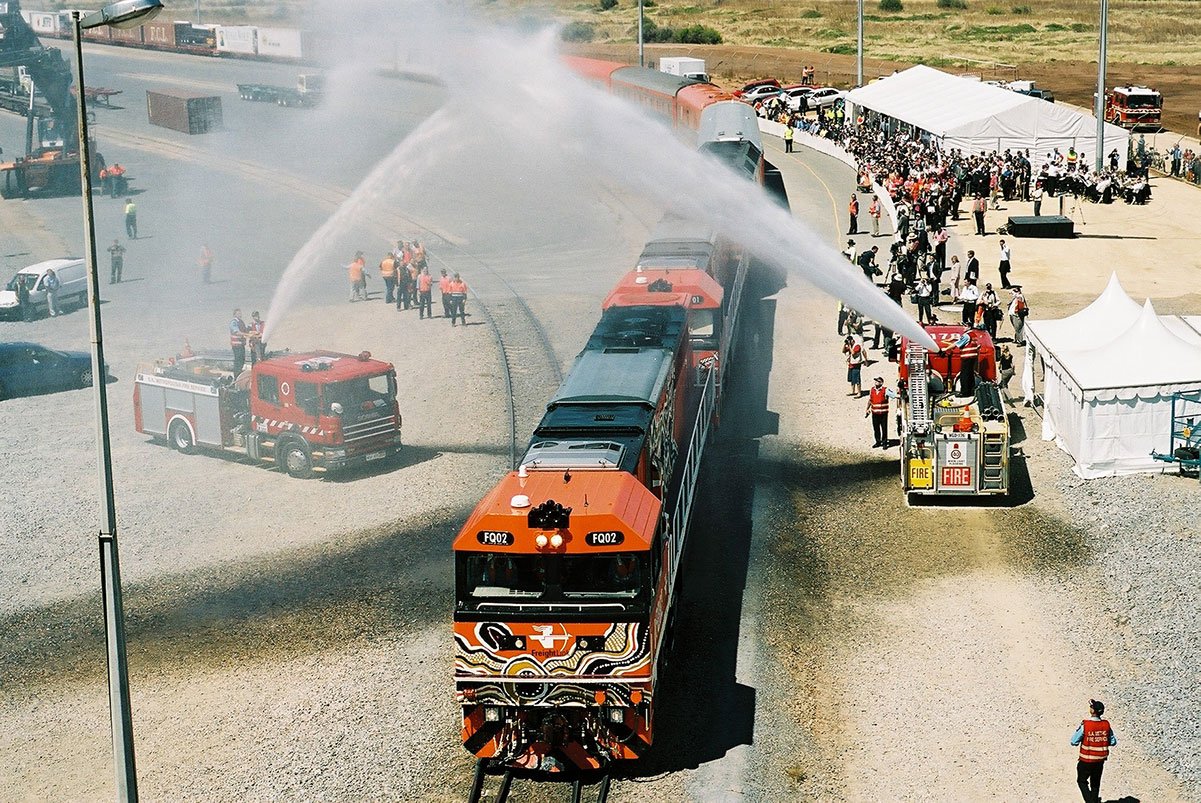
[864,375,894,448]
[1070,699,1117,803]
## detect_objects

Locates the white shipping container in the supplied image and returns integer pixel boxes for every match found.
[256,27,303,60]
[215,25,257,55]
[30,12,62,35]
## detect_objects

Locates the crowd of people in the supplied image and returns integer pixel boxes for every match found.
[812,115,1052,449]
[345,240,469,326]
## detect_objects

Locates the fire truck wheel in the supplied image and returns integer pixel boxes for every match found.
[280,439,313,479]
[169,420,195,454]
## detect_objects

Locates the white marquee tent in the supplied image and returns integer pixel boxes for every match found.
[1023,276,1201,478]
[846,66,1130,170]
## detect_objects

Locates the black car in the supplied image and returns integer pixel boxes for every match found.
[0,342,94,400]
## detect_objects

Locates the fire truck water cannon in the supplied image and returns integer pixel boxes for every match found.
[898,325,1011,500]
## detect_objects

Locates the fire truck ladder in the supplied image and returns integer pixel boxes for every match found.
[906,344,931,428]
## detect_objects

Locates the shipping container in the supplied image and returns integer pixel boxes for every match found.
[82,21,111,43]
[110,25,144,44]
[146,90,223,135]
[215,25,257,56]
[29,12,62,35]
[176,22,217,49]
[256,27,303,60]
[142,19,175,48]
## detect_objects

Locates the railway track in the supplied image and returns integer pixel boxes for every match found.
[102,127,563,466]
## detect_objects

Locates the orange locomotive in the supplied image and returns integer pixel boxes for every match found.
[454,222,748,793]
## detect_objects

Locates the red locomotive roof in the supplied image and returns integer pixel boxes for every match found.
[561,55,625,85]
[603,268,723,310]
[259,350,393,381]
[454,470,661,554]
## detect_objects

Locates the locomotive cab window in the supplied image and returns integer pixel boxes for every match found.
[457,552,649,615]
[688,309,719,350]
[561,553,643,599]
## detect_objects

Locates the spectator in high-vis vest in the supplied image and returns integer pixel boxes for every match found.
[1070,699,1117,803]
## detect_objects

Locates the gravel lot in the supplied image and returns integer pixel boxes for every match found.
[3,42,1200,803]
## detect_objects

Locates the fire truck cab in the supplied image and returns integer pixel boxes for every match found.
[1104,86,1162,130]
[898,326,1010,500]
[134,350,402,477]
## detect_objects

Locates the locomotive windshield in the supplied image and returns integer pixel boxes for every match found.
[459,552,647,615]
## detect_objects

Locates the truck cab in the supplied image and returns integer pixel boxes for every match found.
[1105,86,1162,130]
[135,350,402,477]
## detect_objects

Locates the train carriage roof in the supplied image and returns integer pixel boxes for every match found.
[551,348,673,406]
[611,66,705,98]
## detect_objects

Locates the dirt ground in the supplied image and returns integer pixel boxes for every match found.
[567,42,1201,136]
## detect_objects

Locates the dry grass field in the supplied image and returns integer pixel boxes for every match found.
[506,0,1201,66]
[492,0,1201,135]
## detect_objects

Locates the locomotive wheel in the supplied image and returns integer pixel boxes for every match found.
[169,420,195,454]
[280,439,313,478]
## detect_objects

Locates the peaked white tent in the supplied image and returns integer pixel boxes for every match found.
[1024,283,1201,477]
[846,66,1130,170]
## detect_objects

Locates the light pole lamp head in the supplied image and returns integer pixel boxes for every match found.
[80,0,164,30]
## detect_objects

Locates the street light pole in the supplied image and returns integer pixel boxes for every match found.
[638,0,644,68]
[857,0,864,87]
[72,14,138,801]
[1094,0,1108,173]
[70,4,166,800]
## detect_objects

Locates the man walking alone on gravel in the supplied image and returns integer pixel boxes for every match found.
[1070,699,1117,803]
[124,198,137,239]
[108,239,125,284]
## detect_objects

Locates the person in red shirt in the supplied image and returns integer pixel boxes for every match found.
[1070,699,1117,803]
[417,267,433,319]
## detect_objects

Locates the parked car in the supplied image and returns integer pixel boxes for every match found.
[781,84,820,111]
[806,87,846,109]
[733,78,781,98]
[740,83,786,105]
[0,257,87,319]
[1016,87,1056,103]
[0,342,95,400]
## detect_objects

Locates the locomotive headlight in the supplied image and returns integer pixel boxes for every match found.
[549,533,563,548]
[535,534,549,548]
[607,707,624,723]
[484,707,501,723]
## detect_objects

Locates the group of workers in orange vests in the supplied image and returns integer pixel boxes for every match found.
[98,162,127,198]
[346,241,468,325]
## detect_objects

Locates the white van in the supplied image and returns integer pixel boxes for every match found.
[0,257,87,319]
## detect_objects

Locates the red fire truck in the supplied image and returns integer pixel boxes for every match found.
[1104,86,1163,130]
[134,350,402,477]
[898,326,1010,500]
